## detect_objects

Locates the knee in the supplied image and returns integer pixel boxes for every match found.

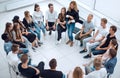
[39,61,45,67]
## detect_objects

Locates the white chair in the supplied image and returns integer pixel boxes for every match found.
[8,63,26,78]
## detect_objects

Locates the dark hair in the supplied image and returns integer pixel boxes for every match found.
[110,25,117,33]
[101,18,107,24]
[20,54,28,63]
[48,3,53,8]
[12,44,19,52]
[49,58,57,69]
[12,16,19,23]
[1,33,9,42]
[111,39,118,51]
[109,49,117,58]
[34,4,39,11]
[59,7,66,22]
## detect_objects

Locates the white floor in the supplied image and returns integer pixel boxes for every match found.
[0,1,120,78]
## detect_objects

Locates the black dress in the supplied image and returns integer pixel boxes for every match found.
[23,33,36,43]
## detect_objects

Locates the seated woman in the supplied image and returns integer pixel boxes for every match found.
[23,11,42,45]
[104,49,117,74]
[33,4,46,37]
[18,54,44,78]
[1,33,29,55]
[12,23,28,49]
[68,66,84,78]
[101,39,118,62]
[56,7,66,44]
[83,47,118,75]
[4,22,26,49]
[66,1,79,47]
[12,16,40,50]
[2,23,13,54]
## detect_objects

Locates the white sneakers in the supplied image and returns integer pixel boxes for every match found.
[56,39,62,45]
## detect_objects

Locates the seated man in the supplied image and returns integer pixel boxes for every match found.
[40,58,64,78]
[45,3,57,35]
[85,56,107,78]
[75,14,94,47]
[89,25,117,56]
[18,54,44,78]
[81,18,108,57]
[104,49,117,74]
[7,44,21,73]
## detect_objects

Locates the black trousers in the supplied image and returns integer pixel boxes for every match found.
[36,61,45,73]
[13,41,26,48]
[46,22,56,31]
[32,62,45,78]
[57,24,66,41]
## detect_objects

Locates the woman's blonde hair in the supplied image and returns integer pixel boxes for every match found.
[73,67,83,78]
[24,10,30,17]
[68,1,78,12]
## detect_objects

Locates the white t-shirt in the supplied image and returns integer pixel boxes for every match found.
[33,11,44,23]
[95,26,108,40]
[7,51,20,66]
[45,10,57,22]
[85,68,107,78]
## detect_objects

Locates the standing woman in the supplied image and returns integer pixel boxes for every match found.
[66,1,79,47]
[33,4,46,37]
[56,7,66,44]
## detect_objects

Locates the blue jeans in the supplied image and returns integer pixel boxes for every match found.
[29,28,41,40]
[35,22,45,34]
[91,46,106,55]
[66,23,75,41]
[4,41,29,55]
[22,36,29,48]
[4,41,12,54]
[41,22,46,34]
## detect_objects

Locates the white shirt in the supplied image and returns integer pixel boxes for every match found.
[95,26,108,40]
[85,68,107,78]
[7,51,20,66]
[33,11,44,23]
[45,10,57,22]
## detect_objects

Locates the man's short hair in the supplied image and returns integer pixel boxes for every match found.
[20,54,28,63]
[89,14,93,18]
[48,3,53,8]
[11,44,19,53]
[101,18,107,24]
[49,58,57,69]
[110,25,117,33]
[94,57,102,68]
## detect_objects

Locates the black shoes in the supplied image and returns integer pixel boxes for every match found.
[80,43,83,47]
[79,49,87,53]
[83,54,91,58]
[49,31,52,35]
